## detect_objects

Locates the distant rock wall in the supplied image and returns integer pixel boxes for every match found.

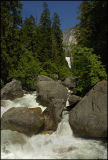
[63,28,77,45]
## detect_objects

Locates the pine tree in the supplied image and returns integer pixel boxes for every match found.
[52,12,67,66]
[21,15,38,55]
[38,2,52,62]
[1,0,22,83]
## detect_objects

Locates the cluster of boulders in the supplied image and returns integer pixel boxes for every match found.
[1,76,68,136]
[1,76,107,138]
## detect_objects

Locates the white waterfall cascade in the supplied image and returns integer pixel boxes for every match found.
[1,92,107,159]
[65,57,71,69]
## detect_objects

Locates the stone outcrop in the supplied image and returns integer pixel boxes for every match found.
[69,95,81,106]
[1,79,24,100]
[37,75,53,82]
[62,77,76,90]
[1,107,44,136]
[69,80,107,138]
[63,28,77,45]
[36,81,68,130]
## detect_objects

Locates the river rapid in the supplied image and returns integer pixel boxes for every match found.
[1,92,107,159]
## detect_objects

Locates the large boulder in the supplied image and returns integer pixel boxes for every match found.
[69,80,107,138]
[1,79,24,100]
[36,81,68,130]
[62,77,76,89]
[36,81,68,106]
[1,107,44,136]
[37,75,53,82]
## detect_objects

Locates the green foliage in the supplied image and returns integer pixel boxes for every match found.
[76,0,108,71]
[9,49,42,90]
[0,79,4,89]
[58,66,72,81]
[72,45,107,96]
[1,0,23,83]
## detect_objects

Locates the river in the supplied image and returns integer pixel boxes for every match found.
[1,91,107,159]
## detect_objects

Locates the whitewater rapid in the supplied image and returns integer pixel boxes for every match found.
[1,92,107,159]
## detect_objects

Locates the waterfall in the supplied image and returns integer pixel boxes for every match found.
[65,57,71,69]
[1,92,107,159]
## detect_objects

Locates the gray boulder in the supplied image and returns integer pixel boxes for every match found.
[69,95,81,105]
[36,81,68,106]
[69,80,107,138]
[37,75,53,81]
[62,77,76,89]
[1,79,24,100]
[36,81,68,130]
[43,99,66,131]
[1,107,44,136]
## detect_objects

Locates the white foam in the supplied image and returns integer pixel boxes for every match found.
[65,57,71,69]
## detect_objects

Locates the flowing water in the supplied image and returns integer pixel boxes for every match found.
[1,92,107,159]
[65,57,71,69]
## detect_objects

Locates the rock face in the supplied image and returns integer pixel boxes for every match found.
[69,80,107,138]
[1,79,24,100]
[69,95,81,106]
[1,107,44,136]
[43,99,66,130]
[63,28,77,45]
[36,81,68,130]
[62,77,76,89]
[37,75,53,81]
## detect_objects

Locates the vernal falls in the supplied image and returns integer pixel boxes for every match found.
[1,91,107,159]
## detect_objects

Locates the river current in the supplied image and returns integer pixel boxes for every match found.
[1,92,107,159]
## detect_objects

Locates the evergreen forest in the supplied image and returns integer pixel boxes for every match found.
[1,0,107,96]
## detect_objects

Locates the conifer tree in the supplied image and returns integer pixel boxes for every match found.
[21,15,38,55]
[76,0,108,71]
[38,2,52,62]
[1,0,22,83]
[52,12,66,66]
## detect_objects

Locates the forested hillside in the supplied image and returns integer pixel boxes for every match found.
[1,0,107,96]
[1,1,71,90]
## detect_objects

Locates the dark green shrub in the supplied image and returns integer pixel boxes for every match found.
[72,45,107,96]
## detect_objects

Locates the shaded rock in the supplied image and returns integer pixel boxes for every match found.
[69,80,107,138]
[1,79,24,100]
[30,107,42,115]
[1,100,7,107]
[43,99,66,131]
[36,81,68,130]
[62,77,76,89]
[40,130,53,135]
[37,75,53,81]
[1,107,44,136]
[43,108,57,131]
[69,95,81,105]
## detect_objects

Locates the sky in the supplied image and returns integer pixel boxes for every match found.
[21,1,81,32]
